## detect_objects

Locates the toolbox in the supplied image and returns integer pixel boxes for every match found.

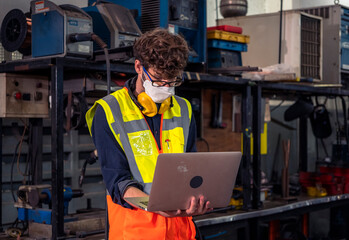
[207,25,243,34]
[208,39,247,52]
[207,30,250,44]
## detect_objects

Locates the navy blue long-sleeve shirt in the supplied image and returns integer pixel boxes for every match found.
[91,103,197,209]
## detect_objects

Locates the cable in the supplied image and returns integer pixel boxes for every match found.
[103,47,111,95]
[335,97,340,145]
[340,96,349,153]
[16,119,28,180]
[197,137,210,152]
[25,122,33,184]
[11,119,29,202]
[90,33,110,95]
[11,141,21,202]
[79,150,98,187]
[270,100,284,112]
[70,32,110,95]
[320,139,329,158]
[6,217,28,238]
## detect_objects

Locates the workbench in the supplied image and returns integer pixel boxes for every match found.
[195,194,349,240]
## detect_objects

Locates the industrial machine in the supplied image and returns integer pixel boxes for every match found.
[0,73,49,118]
[82,2,142,54]
[15,185,84,224]
[13,185,105,239]
[218,11,323,82]
[301,5,349,87]
[89,0,207,65]
[30,0,93,58]
[0,0,93,58]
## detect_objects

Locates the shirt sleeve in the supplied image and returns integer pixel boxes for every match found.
[91,105,143,209]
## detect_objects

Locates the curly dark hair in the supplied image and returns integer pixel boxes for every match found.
[133,28,189,79]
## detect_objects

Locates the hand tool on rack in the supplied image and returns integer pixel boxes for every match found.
[216,91,226,128]
[271,134,281,184]
[210,91,227,129]
[282,139,290,198]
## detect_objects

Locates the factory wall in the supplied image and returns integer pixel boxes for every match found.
[207,0,349,27]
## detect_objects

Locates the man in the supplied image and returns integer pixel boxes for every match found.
[86,28,211,239]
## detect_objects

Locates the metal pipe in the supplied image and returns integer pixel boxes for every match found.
[241,84,252,210]
[216,0,219,25]
[252,85,262,209]
[278,0,283,64]
[51,59,65,239]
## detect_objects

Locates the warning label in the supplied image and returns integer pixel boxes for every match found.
[35,1,49,13]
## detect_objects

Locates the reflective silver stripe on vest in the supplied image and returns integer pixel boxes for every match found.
[103,95,145,186]
[107,118,150,135]
[162,117,182,131]
[174,96,190,149]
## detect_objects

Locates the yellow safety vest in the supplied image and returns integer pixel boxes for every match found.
[86,87,192,194]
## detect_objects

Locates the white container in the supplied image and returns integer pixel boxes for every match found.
[218,11,323,82]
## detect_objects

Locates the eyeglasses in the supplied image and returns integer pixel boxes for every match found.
[142,66,183,87]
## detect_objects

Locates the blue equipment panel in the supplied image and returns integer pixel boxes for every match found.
[18,208,52,225]
[31,1,93,58]
[32,10,64,58]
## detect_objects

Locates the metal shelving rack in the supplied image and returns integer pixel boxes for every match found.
[250,82,349,209]
[0,57,137,239]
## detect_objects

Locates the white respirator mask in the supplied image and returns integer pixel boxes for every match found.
[142,77,175,103]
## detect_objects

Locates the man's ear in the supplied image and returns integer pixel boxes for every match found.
[134,59,142,74]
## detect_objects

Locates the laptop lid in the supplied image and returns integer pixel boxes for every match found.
[145,151,241,212]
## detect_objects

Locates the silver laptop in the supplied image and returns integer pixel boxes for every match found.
[125,151,241,212]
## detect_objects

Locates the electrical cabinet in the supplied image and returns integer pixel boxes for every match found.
[0,73,49,118]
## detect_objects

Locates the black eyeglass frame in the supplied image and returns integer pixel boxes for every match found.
[142,66,184,87]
